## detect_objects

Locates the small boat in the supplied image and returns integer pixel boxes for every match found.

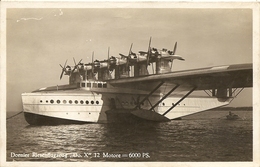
[226,112,239,120]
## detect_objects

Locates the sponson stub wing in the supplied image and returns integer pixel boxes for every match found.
[108,63,253,93]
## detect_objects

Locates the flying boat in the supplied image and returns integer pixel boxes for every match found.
[21,38,252,125]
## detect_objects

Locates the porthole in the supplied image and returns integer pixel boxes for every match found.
[91,101,94,104]
[96,101,99,104]
[50,100,54,104]
[46,100,48,103]
[162,103,165,106]
[80,100,84,104]
[75,100,78,104]
[40,100,42,103]
[86,100,89,104]
[57,100,60,104]
[63,100,67,104]
[69,100,72,104]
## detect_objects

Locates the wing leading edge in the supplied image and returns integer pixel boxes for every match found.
[108,63,253,92]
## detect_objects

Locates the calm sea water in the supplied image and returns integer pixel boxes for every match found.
[6,109,252,162]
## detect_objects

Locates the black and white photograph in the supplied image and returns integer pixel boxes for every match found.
[1,2,259,167]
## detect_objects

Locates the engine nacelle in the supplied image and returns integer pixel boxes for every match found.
[156,58,171,74]
[115,65,129,79]
[98,68,112,81]
[134,63,149,77]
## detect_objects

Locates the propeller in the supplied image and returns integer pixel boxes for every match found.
[71,58,82,76]
[59,59,68,80]
[118,43,134,68]
[126,43,133,69]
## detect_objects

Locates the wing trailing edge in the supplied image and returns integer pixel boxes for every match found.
[108,63,252,92]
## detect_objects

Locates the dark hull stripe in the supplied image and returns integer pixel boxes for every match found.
[24,110,158,125]
[24,112,92,125]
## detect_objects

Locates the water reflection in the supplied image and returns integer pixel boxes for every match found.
[6,110,252,162]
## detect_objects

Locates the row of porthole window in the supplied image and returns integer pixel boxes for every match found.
[40,100,100,105]
[120,102,184,106]
[39,100,184,106]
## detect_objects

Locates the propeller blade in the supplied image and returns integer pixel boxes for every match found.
[146,37,152,66]
[126,43,133,68]
[59,59,67,80]
[107,47,110,70]
[73,57,77,66]
[64,59,68,68]
[170,61,173,70]
[71,58,82,75]
[92,52,94,63]
[128,43,133,57]
[76,59,82,72]
[172,42,177,55]
[92,52,94,73]
[60,71,64,80]
[79,59,82,63]
[71,58,77,74]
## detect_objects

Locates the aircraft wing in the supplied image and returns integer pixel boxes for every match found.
[108,63,253,93]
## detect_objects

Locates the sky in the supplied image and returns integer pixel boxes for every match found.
[5,7,253,111]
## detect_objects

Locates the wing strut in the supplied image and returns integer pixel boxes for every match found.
[162,87,197,116]
[135,81,165,109]
[228,87,245,103]
[149,84,180,111]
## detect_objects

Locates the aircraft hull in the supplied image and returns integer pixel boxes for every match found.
[22,88,232,125]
